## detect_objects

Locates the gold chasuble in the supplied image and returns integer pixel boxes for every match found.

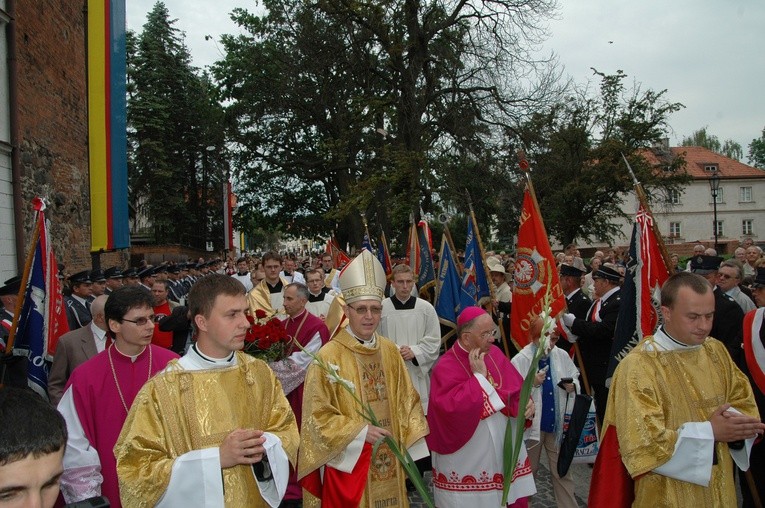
[299,329,429,508]
[247,277,288,317]
[606,337,759,507]
[115,353,299,507]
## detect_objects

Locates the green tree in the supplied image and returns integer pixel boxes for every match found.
[681,127,742,160]
[127,2,228,249]
[511,70,690,246]
[748,126,765,169]
[214,0,561,248]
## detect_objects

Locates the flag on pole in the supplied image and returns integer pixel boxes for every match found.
[407,221,420,275]
[416,224,436,296]
[607,204,670,380]
[511,186,565,349]
[418,218,433,254]
[326,237,351,269]
[377,233,393,279]
[361,233,373,252]
[462,215,491,305]
[435,234,475,337]
[6,198,68,397]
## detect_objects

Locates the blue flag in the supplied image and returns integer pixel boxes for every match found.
[362,232,373,252]
[13,239,50,397]
[417,225,436,294]
[463,216,490,304]
[435,235,474,329]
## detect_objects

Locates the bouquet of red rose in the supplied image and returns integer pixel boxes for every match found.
[243,309,291,362]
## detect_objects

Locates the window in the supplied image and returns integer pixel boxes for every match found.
[714,220,723,237]
[740,186,753,202]
[743,219,753,236]
[669,222,681,238]
[713,187,724,204]
[667,189,681,205]
[704,164,719,172]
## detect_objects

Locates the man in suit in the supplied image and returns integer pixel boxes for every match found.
[0,276,22,351]
[690,255,745,364]
[558,264,591,354]
[64,271,93,331]
[48,295,109,406]
[561,264,622,426]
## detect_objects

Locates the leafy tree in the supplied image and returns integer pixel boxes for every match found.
[681,127,742,160]
[510,70,691,246]
[127,2,228,249]
[748,126,765,169]
[214,0,562,248]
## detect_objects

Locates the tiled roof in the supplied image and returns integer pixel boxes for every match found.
[642,145,765,180]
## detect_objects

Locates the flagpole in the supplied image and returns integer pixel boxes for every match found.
[621,153,675,275]
[465,190,510,356]
[360,212,372,249]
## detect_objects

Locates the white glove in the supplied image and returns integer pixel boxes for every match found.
[561,313,576,328]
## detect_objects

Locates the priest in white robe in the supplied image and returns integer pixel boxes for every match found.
[379,264,441,414]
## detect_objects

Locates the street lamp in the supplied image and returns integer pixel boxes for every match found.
[709,171,721,252]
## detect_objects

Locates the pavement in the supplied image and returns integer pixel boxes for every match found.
[408,453,593,507]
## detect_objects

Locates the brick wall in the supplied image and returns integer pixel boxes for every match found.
[15,1,91,271]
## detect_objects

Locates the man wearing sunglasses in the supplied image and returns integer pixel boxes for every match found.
[299,250,429,508]
[57,286,179,508]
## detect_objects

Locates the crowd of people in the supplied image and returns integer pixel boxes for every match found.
[0,240,764,508]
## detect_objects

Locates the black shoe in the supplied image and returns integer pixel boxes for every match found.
[279,500,303,508]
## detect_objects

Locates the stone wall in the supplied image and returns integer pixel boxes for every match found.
[16,1,90,271]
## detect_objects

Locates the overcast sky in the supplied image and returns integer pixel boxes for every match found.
[127,0,765,156]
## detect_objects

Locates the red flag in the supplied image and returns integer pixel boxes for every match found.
[326,237,350,269]
[511,186,565,349]
[744,309,765,394]
[407,222,420,275]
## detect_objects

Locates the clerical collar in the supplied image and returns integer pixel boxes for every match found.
[347,327,376,348]
[237,271,249,276]
[191,344,236,365]
[391,295,416,310]
[112,343,147,363]
[308,288,328,302]
[653,326,703,351]
[267,280,284,293]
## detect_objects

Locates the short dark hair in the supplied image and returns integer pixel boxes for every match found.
[285,282,310,301]
[661,272,711,308]
[0,387,67,466]
[262,251,282,264]
[105,286,154,324]
[152,279,170,291]
[188,273,246,320]
[236,256,247,264]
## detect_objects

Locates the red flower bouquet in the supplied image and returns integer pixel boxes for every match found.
[243,309,291,362]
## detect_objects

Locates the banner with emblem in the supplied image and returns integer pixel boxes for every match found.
[511,185,565,349]
[462,214,491,305]
[3,198,69,397]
